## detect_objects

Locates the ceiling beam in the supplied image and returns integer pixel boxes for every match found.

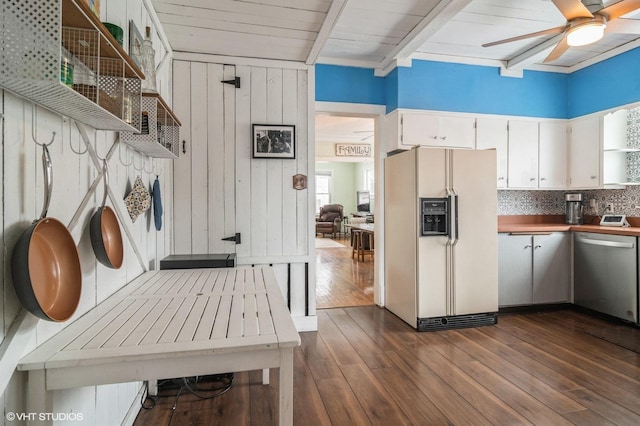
[306,0,349,65]
[378,0,473,72]
[506,33,566,69]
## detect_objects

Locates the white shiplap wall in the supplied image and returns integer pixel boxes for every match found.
[172,56,315,329]
[0,0,174,423]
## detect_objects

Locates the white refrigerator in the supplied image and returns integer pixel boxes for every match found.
[385,147,498,331]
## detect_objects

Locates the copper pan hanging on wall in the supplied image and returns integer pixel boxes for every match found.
[11,144,82,322]
[90,159,124,269]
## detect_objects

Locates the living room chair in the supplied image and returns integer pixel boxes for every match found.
[316,204,344,238]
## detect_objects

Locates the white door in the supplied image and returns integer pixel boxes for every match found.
[508,120,539,188]
[539,121,568,188]
[451,149,498,315]
[476,117,508,188]
[569,115,601,188]
[532,233,570,304]
[498,234,533,307]
[172,62,238,254]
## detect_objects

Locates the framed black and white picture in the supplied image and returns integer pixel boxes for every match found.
[252,124,296,159]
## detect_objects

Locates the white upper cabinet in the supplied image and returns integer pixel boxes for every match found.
[507,120,539,188]
[386,110,475,151]
[538,121,568,189]
[476,117,508,188]
[568,115,601,189]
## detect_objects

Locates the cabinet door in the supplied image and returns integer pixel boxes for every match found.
[569,116,601,188]
[401,112,474,149]
[401,112,440,146]
[539,121,568,188]
[476,118,508,188]
[532,234,570,304]
[498,234,533,306]
[508,120,539,188]
[438,115,475,149]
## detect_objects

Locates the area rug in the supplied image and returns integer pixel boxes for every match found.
[315,238,345,249]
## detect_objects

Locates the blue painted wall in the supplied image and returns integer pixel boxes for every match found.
[396,60,567,118]
[315,46,640,119]
[568,47,640,118]
[315,64,386,106]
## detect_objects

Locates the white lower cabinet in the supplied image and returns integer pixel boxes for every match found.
[498,233,570,307]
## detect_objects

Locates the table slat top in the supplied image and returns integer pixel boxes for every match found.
[19,267,300,371]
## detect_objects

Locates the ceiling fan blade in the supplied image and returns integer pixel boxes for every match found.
[606,17,640,33]
[544,36,570,63]
[552,0,594,20]
[482,25,567,47]
[598,0,640,20]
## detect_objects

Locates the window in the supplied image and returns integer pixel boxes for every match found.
[364,166,375,194]
[316,172,332,213]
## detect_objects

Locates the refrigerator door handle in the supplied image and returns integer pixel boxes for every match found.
[450,191,459,246]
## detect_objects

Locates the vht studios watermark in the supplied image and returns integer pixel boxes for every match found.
[6,411,84,422]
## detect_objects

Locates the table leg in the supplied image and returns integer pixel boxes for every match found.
[278,348,294,426]
[148,380,158,396]
[26,370,53,426]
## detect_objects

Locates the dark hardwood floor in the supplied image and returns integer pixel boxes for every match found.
[315,235,374,309]
[134,307,640,425]
[134,236,640,425]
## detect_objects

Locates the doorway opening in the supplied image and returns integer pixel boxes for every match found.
[314,113,376,309]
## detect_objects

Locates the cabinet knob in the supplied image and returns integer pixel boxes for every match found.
[590,176,597,179]
[431,136,438,140]
[498,177,505,180]
[530,178,536,181]
[540,177,546,181]
[524,244,532,249]
[440,136,447,140]
[534,244,542,249]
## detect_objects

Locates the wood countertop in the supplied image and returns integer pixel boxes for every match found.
[498,215,640,237]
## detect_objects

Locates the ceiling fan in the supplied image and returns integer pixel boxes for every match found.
[482,0,640,63]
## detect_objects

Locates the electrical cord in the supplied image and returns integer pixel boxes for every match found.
[140,373,235,411]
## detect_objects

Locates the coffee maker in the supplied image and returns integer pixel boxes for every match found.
[565,193,583,225]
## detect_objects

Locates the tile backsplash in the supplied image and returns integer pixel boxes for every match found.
[499,105,640,217]
[497,188,640,216]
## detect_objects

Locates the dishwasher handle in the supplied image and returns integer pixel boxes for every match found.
[576,237,635,249]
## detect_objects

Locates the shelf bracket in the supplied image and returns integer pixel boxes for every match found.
[221,77,241,88]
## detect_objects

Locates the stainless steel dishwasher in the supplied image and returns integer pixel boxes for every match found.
[574,232,638,323]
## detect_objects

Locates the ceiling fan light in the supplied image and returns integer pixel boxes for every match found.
[566,22,606,47]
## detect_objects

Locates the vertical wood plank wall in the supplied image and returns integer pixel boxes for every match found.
[173,59,313,324]
[0,0,174,422]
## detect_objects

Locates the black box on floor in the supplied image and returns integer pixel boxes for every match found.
[160,254,236,270]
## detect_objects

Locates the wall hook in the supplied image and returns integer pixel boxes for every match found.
[152,158,163,176]
[69,125,88,155]
[31,103,56,147]
[119,142,133,167]
[133,150,144,171]
[143,156,153,174]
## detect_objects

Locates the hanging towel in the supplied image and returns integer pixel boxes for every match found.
[153,176,163,231]
[124,176,151,223]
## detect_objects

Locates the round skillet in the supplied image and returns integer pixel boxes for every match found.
[90,160,123,269]
[11,145,82,322]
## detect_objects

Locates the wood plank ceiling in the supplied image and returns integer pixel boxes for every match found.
[152,0,640,72]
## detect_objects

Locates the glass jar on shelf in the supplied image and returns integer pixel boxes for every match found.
[140,26,157,93]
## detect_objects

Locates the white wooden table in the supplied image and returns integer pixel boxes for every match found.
[18,267,300,425]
